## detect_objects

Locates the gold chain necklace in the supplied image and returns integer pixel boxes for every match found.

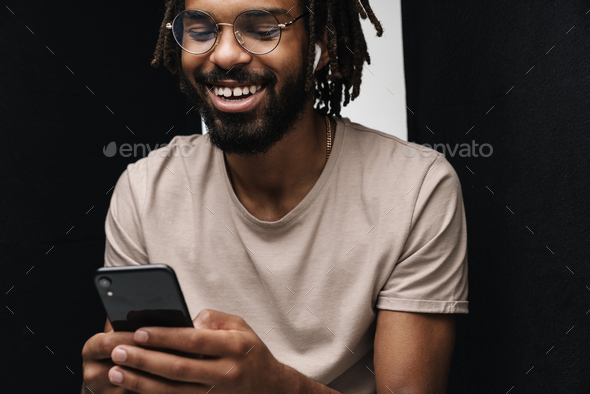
[325,115,332,161]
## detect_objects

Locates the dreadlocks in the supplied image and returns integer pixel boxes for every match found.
[151,0,383,117]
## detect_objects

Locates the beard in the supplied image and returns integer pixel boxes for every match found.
[178,59,311,157]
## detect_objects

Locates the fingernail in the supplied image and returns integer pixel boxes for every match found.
[109,368,123,384]
[112,348,127,363]
[135,330,148,343]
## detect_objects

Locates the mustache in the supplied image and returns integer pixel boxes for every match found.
[193,66,277,86]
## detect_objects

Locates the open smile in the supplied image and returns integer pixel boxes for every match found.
[207,82,266,113]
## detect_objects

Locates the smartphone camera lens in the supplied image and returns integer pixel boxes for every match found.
[98,277,111,288]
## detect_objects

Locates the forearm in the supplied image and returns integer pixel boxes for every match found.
[277,363,342,394]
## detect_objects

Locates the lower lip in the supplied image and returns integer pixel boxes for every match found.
[208,86,265,113]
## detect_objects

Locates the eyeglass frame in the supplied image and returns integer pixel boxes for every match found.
[165,9,309,55]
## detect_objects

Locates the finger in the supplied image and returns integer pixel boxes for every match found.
[83,359,128,394]
[192,309,248,330]
[134,327,246,357]
[108,365,212,394]
[111,344,231,384]
[82,331,136,360]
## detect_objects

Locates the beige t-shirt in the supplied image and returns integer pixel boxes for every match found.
[104,117,468,393]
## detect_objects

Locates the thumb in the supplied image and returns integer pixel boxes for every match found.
[192,309,248,331]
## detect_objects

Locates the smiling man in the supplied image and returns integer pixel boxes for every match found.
[81,0,468,393]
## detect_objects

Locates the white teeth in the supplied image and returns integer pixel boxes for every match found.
[213,85,262,98]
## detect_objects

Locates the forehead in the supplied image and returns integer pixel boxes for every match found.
[184,0,300,17]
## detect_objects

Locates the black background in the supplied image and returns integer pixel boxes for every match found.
[403,1,590,393]
[1,1,199,392]
[2,1,589,393]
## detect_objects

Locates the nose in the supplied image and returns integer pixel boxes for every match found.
[209,25,252,71]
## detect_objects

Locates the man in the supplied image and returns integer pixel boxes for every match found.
[81,0,468,393]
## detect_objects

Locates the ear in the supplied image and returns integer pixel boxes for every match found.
[314,29,330,72]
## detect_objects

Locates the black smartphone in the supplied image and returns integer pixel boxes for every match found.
[93,264,193,331]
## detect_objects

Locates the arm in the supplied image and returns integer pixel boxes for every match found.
[374,157,467,392]
[374,310,456,394]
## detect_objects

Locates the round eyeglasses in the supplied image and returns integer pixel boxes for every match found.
[166,9,308,55]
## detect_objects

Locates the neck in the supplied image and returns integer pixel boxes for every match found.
[223,105,335,221]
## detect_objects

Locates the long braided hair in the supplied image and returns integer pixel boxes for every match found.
[151,0,383,117]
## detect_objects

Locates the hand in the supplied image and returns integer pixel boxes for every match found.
[81,329,139,393]
[107,309,287,394]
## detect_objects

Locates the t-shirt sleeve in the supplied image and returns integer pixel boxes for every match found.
[377,155,469,314]
[104,161,149,267]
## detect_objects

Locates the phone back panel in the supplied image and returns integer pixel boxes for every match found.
[93,265,193,331]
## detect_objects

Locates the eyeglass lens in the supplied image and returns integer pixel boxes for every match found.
[172,10,281,55]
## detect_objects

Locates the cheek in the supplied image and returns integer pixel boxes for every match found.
[265,26,308,70]
[181,53,194,74]
[181,52,205,81]
[266,46,306,77]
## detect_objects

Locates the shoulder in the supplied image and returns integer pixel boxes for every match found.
[111,134,210,211]
[124,133,207,181]
[340,117,444,167]
[338,117,458,191]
